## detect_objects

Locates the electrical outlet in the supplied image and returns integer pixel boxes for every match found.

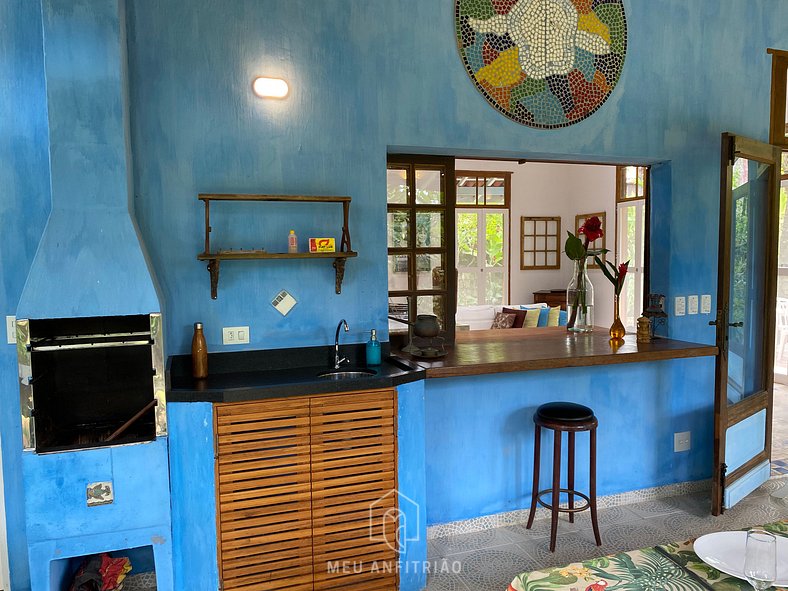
[674,431,691,452]
[687,295,699,315]
[701,294,712,315]
[6,316,15,345]
[674,296,686,316]
[222,326,250,345]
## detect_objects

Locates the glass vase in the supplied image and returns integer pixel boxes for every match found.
[566,259,594,332]
[609,295,626,340]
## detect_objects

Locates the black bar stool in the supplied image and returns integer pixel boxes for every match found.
[526,401,601,552]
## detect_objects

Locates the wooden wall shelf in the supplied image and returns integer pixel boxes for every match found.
[197,194,357,299]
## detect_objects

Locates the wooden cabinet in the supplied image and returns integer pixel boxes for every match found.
[532,289,567,310]
[214,389,398,591]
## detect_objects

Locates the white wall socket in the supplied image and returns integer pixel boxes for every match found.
[674,296,686,316]
[701,294,712,315]
[687,295,699,315]
[222,326,250,345]
[6,316,15,345]
[674,431,691,452]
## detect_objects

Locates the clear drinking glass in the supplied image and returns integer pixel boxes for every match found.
[743,528,776,590]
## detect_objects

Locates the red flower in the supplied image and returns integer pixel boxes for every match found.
[578,216,604,242]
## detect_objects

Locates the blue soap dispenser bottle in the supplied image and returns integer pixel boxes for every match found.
[366,329,381,366]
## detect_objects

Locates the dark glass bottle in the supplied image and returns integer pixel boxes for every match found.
[192,322,208,379]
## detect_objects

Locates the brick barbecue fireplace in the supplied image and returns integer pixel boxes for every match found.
[13,0,174,589]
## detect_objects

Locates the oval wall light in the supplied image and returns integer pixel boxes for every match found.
[252,77,289,99]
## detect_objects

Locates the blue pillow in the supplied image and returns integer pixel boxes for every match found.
[558,310,568,326]
[537,308,549,327]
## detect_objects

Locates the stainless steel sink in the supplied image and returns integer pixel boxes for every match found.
[317,369,377,380]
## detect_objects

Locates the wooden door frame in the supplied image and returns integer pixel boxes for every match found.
[712,133,781,515]
[387,155,457,342]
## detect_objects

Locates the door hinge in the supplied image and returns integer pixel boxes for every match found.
[213,436,219,460]
[218,578,223,591]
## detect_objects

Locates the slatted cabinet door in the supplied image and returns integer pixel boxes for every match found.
[310,389,398,591]
[215,397,314,591]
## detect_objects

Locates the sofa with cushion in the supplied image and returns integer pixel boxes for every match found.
[456,303,568,331]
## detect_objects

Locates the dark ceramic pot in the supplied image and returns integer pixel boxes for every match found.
[413,314,440,338]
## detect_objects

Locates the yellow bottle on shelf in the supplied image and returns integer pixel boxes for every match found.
[288,229,298,253]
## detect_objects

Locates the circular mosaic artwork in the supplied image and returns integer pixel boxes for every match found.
[455,0,627,129]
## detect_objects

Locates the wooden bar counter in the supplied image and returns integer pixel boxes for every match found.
[400,327,718,379]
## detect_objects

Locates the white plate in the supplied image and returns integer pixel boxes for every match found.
[693,531,788,586]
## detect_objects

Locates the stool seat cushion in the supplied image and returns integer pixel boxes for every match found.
[536,402,594,422]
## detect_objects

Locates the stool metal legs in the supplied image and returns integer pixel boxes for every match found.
[526,424,601,552]
[525,425,541,529]
[567,431,575,524]
[550,429,561,552]
[590,427,601,545]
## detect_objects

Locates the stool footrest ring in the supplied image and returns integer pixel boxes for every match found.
[536,488,591,513]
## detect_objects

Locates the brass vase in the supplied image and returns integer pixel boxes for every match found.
[609,295,626,340]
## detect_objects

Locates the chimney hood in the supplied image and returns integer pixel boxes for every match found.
[17,0,160,320]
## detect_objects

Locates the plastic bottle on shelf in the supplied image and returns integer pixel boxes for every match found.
[288,229,298,253]
[366,329,381,366]
[191,322,208,379]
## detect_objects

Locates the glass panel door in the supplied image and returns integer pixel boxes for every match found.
[456,209,508,305]
[712,134,781,514]
[386,157,456,340]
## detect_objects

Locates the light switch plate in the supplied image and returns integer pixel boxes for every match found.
[701,294,712,314]
[687,295,699,315]
[87,481,114,506]
[6,316,15,345]
[674,431,691,453]
[272,290,297,316]
[674,296,686,316]
[223,326,250,344]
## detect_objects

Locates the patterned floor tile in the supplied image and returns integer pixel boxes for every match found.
[446,544,534,591]
[431,526,515,557]
[513,531,605,569]
[425,563,470,591]
[626,494,691,518]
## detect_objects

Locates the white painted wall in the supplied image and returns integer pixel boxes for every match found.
[455,160,617,328]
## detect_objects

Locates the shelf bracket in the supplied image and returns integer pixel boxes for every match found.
[207,259,220,299]
[333,257,346,294]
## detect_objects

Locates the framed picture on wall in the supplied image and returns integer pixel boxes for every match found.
[575,212,606,268]
[520,216,561,270]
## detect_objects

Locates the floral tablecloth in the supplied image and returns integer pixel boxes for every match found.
[508,520,788,591]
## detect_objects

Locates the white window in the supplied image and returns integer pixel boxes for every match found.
[616,166,648,332]
[456,208,509,305]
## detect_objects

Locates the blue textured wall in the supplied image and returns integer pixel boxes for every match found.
[167,403,218,591]
[0,0,52,587]
[397,380,427,591]
[4,0,788,587]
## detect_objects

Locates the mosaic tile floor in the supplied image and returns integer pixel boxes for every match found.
[774,382,788,476]
[426,479,788,591]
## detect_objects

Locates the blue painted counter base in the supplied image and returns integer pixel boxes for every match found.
[424,358,715,525]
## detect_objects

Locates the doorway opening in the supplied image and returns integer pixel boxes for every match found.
[386,155,650,337]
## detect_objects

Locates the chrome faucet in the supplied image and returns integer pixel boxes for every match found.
[334,319,350,369]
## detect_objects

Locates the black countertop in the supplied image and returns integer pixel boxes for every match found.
[166,343,425,403]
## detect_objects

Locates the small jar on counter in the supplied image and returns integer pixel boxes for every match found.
[636,315,652,343]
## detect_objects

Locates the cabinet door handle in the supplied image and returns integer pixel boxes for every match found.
[728,322,743,328]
